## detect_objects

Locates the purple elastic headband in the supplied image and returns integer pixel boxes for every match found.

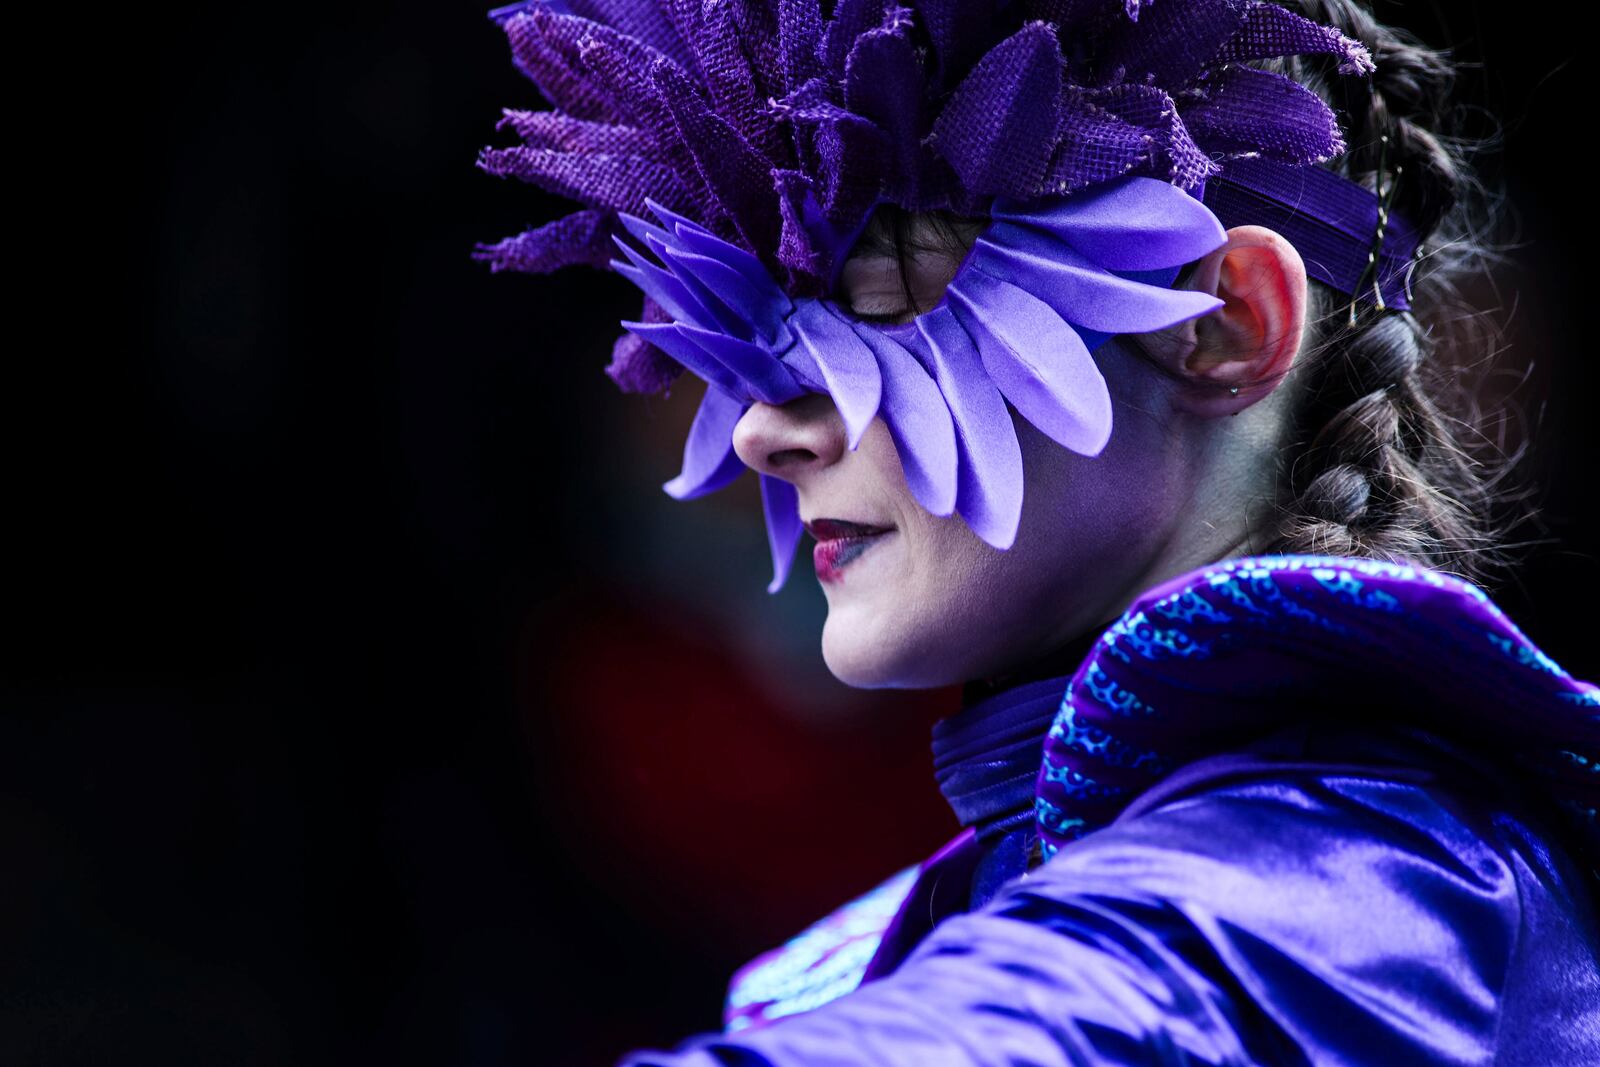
[1202,155,1421,312]
[473,1,1427,590]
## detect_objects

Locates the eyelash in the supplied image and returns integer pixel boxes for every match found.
[853,309,911,324]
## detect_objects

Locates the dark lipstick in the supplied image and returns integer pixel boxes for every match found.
[806,518,894,583]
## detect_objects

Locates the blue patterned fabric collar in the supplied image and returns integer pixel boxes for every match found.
[1032,555,1598,868]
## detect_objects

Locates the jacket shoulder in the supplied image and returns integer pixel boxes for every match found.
[992,754,1597,1064]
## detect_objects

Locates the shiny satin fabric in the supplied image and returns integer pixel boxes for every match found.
[619,552,1600,1064]
[620,723,1600,1066]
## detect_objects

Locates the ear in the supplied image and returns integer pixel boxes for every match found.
[1135,225,1308,417]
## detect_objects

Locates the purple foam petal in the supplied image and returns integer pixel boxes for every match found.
[916,306,1024,550]
[672,322,806,405]
[642,196,717,240]
[609,258,693,324]
[664,384,749,500]
[609,238,722,330]
[656,244,791,346]
[620,321,743,396]
[970,227,1224,334]
[615,208,675,249]
[947,270,1112,457]
[661,213,789,301]
[776,335,828,394]
[787,301,883,451]
[759,472,803,594]
[852,324,959,517]
[642,232,752,339]
[992,176,1228,271]
[644,198,793,319]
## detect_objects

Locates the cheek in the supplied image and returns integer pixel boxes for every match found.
[1005,401,1184,607]
[817,385,1181,686]
[1036,446,1167,544]
[1032,339,1182,516]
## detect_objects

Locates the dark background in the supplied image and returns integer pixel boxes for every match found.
[8,3,1594,1064]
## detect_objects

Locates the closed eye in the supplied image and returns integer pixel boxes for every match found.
[838,209,989,327]
[853,309,912,324]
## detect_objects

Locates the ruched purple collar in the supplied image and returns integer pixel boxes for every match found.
[932,629,1100,846]
[932,675,1073,844]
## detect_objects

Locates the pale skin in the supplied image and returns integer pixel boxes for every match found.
[731,217,1310,689]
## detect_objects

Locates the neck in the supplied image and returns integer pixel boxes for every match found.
[960,627,1103,709]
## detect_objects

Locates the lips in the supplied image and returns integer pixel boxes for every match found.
[804,518,894,541]
[805,518,895,583]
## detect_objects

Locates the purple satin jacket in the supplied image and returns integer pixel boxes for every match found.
[619,557,1600,1065]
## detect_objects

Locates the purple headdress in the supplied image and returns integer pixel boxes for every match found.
[474,0,1420,592]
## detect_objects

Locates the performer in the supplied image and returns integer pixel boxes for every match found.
[474,1,1600,1062]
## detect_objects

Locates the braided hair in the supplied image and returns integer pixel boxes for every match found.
[1252,1,1523,584]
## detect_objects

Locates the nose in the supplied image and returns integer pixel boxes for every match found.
[731,392,849,481]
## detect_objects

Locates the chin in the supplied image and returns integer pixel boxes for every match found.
[820,610,967,690]
[820,606,906,688]
[820,613,882,688]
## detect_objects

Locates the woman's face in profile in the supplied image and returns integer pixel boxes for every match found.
[731,214,1193,689]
